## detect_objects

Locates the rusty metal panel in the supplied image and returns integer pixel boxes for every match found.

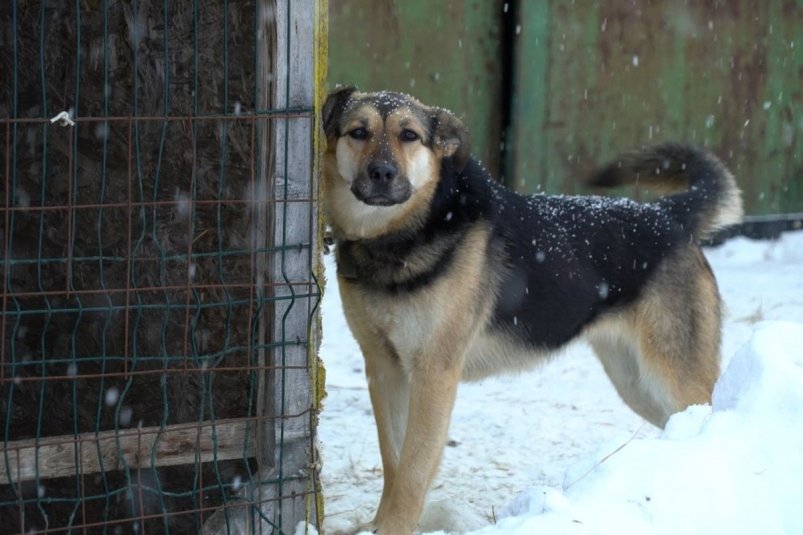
[328,0,505,176]
[510,1,803,215]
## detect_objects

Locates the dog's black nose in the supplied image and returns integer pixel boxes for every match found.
[367,162,399,184]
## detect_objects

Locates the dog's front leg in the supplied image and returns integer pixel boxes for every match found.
[364,352,410,517]
[371,362,462,534]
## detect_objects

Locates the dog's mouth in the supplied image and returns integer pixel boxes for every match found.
[357,194,401,206]
[350,178,412,207]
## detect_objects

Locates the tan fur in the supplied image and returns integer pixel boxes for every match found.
[338,225,493,533]
[586,246,721,426]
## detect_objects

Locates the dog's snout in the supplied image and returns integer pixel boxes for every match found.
[351,159,410,206]
[367,162,399,184]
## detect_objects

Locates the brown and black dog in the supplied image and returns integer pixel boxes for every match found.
[322,87,742,534]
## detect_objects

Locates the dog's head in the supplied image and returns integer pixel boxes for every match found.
[322,87,469,239]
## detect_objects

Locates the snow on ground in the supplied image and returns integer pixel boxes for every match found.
[317,230,803,534]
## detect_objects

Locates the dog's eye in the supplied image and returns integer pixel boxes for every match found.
[348,127,368,140]
[400,129,419,142]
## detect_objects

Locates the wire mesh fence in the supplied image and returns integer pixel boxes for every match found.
[1,1,324,533]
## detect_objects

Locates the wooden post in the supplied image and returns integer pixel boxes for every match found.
[268,0,318,531]
[204,1,320,533]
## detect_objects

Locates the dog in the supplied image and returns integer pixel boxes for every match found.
[322,87,743,534]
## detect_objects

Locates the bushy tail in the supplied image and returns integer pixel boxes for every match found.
[589,143,743,240]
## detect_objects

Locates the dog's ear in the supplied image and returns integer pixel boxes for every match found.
[323,86,357,138]
[432,108,470,173]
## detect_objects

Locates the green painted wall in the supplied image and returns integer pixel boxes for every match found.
[510,1,803,215]
[329,1,803,216]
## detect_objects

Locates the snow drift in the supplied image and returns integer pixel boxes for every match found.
[476,321,803,535]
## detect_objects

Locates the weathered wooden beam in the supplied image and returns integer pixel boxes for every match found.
[1,419,256,484]
[203,1,321,533]
[268,0,318,532]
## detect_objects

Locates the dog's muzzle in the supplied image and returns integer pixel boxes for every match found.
[351,162,412,206]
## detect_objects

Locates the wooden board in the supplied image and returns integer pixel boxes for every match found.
[1,419,256,483]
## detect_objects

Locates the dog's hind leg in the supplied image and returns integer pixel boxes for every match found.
[631,249,722,425]
[589,326,673,427]
[590,249,722,428]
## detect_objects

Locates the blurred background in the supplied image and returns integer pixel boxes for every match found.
[328,1,803,229]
